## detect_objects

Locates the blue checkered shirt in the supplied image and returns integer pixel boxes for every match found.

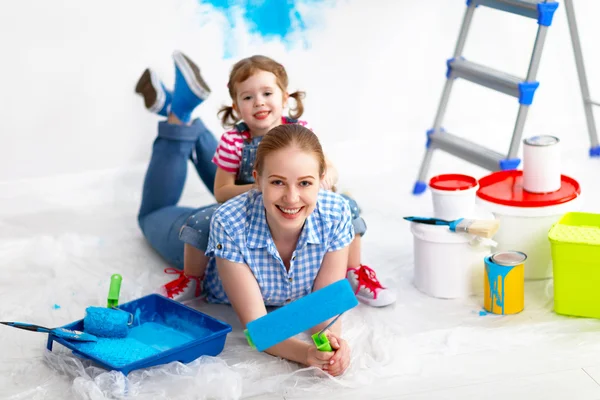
[204,189,355,306]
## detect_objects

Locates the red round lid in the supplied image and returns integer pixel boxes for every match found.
[429,174,478,191]
[477,170,580,207]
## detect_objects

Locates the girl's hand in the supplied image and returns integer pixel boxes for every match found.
[320,159,339,191]
[320,169,338,191]
[321,332,351,377]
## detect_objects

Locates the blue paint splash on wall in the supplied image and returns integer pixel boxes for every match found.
[200,0,327,57]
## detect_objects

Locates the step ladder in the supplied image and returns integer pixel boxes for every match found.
[413,0,560,195]
[564,0,600,157]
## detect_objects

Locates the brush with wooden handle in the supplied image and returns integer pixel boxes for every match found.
[404,216,500,238]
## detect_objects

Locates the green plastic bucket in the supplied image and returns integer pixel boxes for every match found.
[548,212,600,319]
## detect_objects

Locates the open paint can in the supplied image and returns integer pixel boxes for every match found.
[484,251,526,315]
[523,135,561,193]
[476,170,581,280]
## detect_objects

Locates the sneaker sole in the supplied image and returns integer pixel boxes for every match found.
[173,51,211,101]
[135,68,166,114]
[355,293,396,307]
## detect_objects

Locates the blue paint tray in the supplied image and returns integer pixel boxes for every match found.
[46,294,232,375]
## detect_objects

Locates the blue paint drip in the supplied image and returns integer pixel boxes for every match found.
[478,310,487,316]
[133,308,142,326]
[52,304,61,310]
[485,258,515,315]
[200,0,326,56]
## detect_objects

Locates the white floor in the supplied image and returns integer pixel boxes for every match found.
[2,136,600,400]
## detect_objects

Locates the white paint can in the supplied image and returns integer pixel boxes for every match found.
[522,135,561,193]
[410,207,495,299]
[429,174,479,220]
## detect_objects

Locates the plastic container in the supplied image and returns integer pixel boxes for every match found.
[429,174,479,220]
[410,208,495,299]
[476,170,581,280]
[522,135,561,193]
[548,212,600,318]
[46,294,232,375]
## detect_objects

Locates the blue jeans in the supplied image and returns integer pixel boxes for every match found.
[137,119,220,269]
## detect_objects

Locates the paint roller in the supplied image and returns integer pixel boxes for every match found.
[83,274,132,338]
[244,279,359,352]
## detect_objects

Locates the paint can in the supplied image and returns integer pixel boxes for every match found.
[522,135,561,194]
[429,174,479,220]
[483,251,526,315]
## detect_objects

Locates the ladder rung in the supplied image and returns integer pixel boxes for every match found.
[428,130,507,171]
[468,0,558,26]
[447,58,539,105]
[588,99,600,107]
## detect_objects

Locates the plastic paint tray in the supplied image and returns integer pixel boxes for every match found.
[46,294,232,375]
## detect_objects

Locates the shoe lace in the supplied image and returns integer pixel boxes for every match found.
[353,265,384,299]
[163,268,202,298]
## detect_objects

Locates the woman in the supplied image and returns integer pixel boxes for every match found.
[138,122,354,376]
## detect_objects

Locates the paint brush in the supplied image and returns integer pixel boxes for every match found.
[1,321,98,342]
[404,216,500,238]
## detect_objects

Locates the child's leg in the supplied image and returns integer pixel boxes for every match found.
[138,119,218,302]
[138,118,202,262]
[158,202,220,302]
[190,118,218,195]
[135,68,172,116]
[135,52,217,194]
[340,194,397,307]
[138,120,199,222]
[170,50,211,124]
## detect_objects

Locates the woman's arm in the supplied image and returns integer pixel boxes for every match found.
[216,258,321,366]
[309,246,350,336]
[213,167,254,203]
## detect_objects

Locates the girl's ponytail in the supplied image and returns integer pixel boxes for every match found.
[288,91,305,120]
[217,105,239,129]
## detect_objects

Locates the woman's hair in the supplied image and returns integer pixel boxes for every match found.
[218,55,305,129]
[254,124,325,178]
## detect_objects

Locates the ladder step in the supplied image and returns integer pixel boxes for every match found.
[428,130,519,171]
[468,0,558,26]
[447,57,539,105]
[589,99,600,107]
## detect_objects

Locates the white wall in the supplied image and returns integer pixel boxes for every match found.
[1,0,599,183]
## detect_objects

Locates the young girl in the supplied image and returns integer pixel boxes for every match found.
[135,51,396,307]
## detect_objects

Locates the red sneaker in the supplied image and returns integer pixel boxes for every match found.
[346,265,396,307]
[158,268,204,302]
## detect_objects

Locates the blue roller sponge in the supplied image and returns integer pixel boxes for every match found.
[84,307,129,338]
[245,279,359,352]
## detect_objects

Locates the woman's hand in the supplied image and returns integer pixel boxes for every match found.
[306,344,335,370]
[306,330,351,376]
[320,332,351,377]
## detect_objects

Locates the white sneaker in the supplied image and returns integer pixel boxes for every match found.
[346,265,396,307]
[158,268,204,303]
